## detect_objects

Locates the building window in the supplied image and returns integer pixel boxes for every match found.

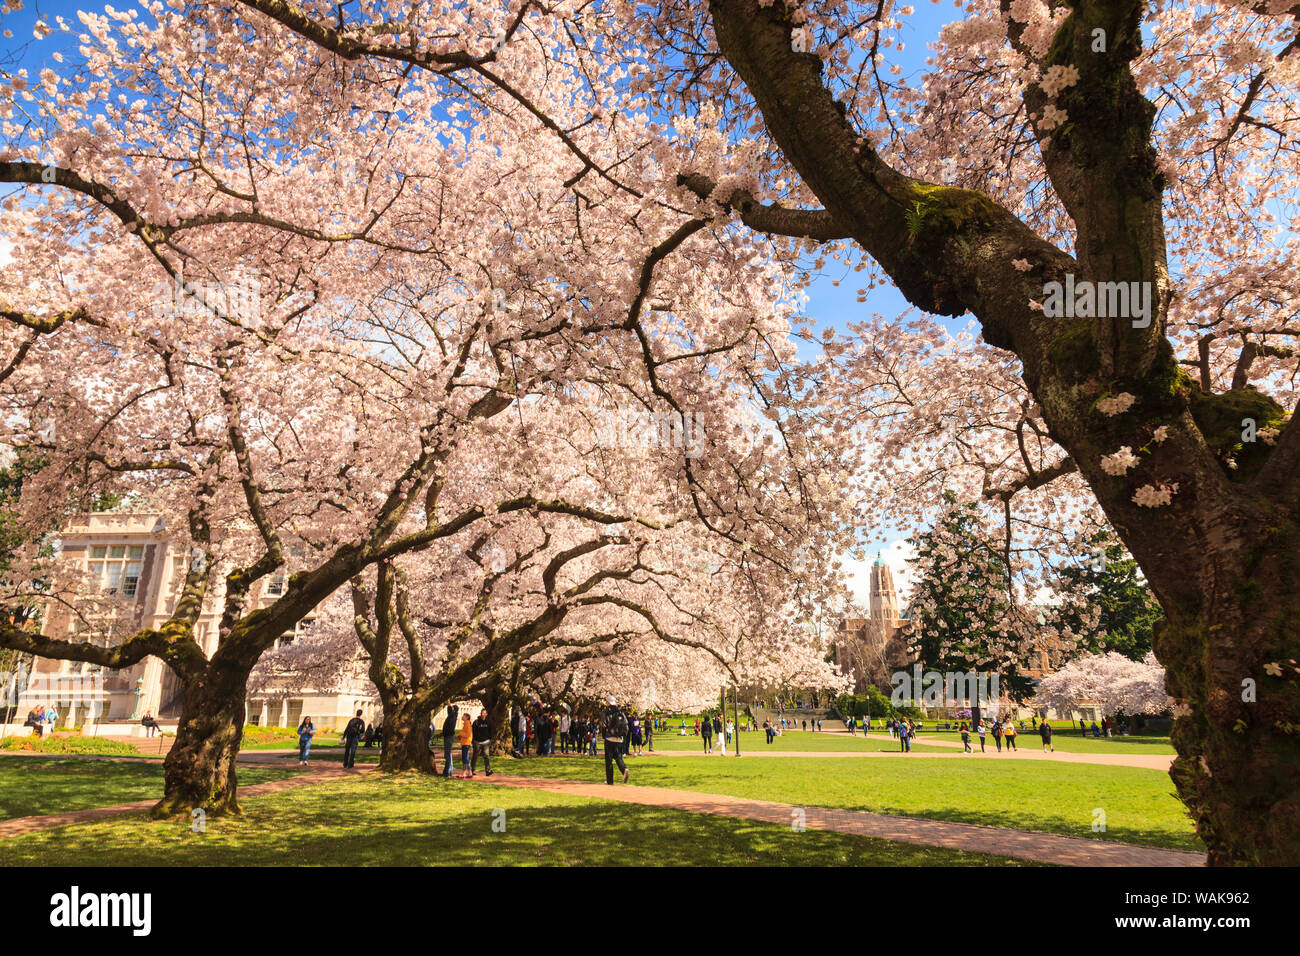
[88,545,145,597]
[266,571,285,596]
[276,617,313,649]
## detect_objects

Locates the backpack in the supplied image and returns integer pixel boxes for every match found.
[602,709,627,739]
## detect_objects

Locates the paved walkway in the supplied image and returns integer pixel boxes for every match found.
[477,773,1203,867]
[0,762,374,839]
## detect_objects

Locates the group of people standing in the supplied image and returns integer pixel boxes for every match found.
[954,717,1050,753]
[425,705,495,777]
[700,714,734,754]
[511,704,655,758]
[889,717,918,752]
[759,716,822,742]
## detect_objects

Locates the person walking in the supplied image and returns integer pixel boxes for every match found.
[342,709,366,769]
[714,714,727,756]
[992,719,1004,752]
[600,696,630,784]
[899,719,911,753]
[515,710,528,756]
[470,708,494,776]
[701,714,714,753]
[1005,719,1018,751]
[1039,719,1054,753]
[296,716,316,766]
[458,711,473,776]
[645,716,654,753]
[960,723,972,753]
[976,719,987,752]
[441,705,459,777]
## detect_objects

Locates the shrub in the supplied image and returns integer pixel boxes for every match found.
[0,735,140,756]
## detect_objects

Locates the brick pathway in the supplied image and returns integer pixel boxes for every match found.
[0,763,374,839]
[475,773,1205,867]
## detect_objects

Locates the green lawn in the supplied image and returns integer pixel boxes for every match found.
[647,731,951,753]
[0,756,299,821]
[0,772,1038,866]
[499,754,1201,852]
[0,734,154,757]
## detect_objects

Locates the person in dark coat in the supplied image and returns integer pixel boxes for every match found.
[600,696,630,784]
[342,709,366,769]
[471,708,494,776]
[441,705,459,777]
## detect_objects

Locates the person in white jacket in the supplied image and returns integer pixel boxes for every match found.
[558,711,572,754]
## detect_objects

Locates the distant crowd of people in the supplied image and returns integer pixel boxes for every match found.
[288,698,1131,777]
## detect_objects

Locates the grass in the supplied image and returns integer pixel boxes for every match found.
[0,771,1039,866]
[0,756,299,821]
[498,754,1202,852]
[644,731,951,753]
[260,742,383,763]
[0,734,144,757]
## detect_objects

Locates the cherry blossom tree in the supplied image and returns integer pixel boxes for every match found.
[256,404,849,769]
[0,0,855,814]
[5,0,1295,863]
[616,0,1300,865]
[1035,650,1174,719]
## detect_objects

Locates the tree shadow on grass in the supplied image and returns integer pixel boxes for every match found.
[0,757,295,821]
[0,774,1036,867]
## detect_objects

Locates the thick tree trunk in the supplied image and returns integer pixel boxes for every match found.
[152,663,249,818]
[1156,547,1300,866]
[377,697,435,773]
[479,682,512,755]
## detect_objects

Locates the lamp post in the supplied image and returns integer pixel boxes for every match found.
[733,685,740,757]
[131,676,143,720]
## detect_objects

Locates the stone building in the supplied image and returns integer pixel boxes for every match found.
[835,552,906,691]
[17,511,376,732]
